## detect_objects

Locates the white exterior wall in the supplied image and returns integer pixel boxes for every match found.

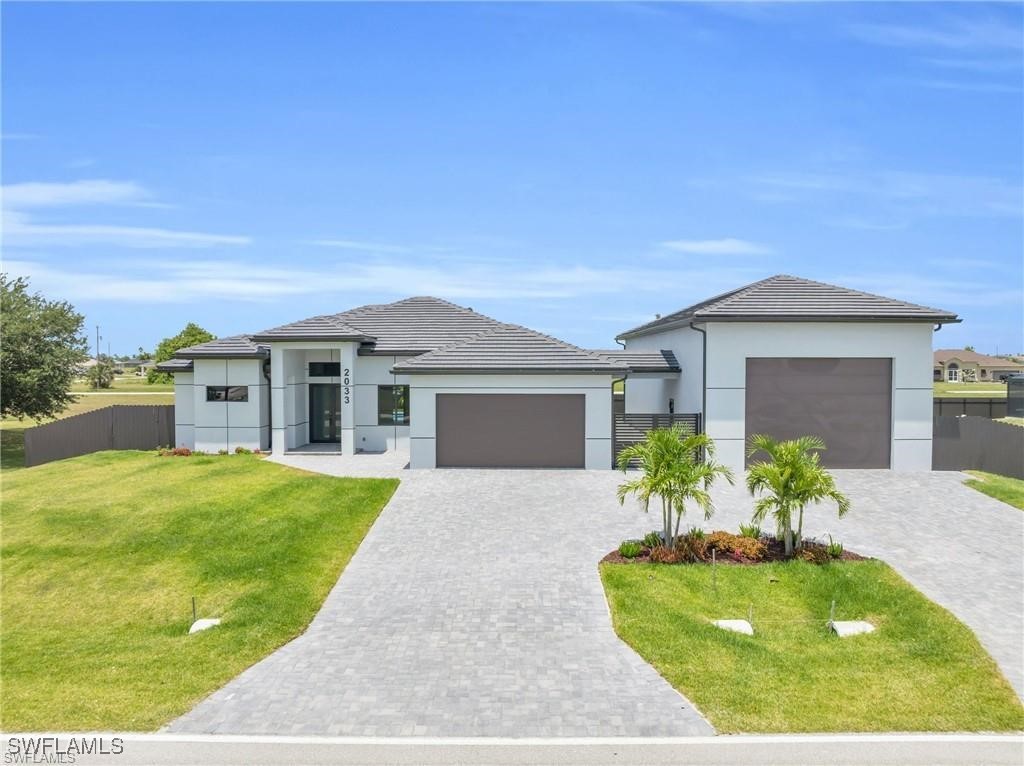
[191,358,270,452]
[172,372,195,449]
[703,322,935,472]
[623,326,703,415]
[407,374,615,469]
[353,354,412,453]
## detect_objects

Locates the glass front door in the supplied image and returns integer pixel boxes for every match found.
[309,384,341,443]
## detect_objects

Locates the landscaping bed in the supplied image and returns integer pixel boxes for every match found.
[0,451,398,731]
[601,560,1024,732]
[602,530,866,566]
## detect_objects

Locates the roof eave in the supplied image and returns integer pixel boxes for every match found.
[249,334,375,343]
[175,351,269,360]
[391,366,628,375]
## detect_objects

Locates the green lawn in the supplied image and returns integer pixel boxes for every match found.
[965,471,1024,510]
[71,376,174,393]
[0,451,398,731]
[934,381,1007,398]
[601,561,1024,733]
[1,394,174,472]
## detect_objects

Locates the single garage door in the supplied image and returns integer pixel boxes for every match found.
[436,393,585,468]
[745,358,892,469]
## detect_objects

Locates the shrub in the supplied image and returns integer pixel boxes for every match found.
[826,535,844,559]
[675,529,709,563]
[796,545,830,565]
[217,449,229,456]
[157,447,192,457]
[234,446,252,455]
[705,531,767,563]
[618,540,644,559]
[648,545,679,564]
[739,523,762,539]
[642,531,662,548]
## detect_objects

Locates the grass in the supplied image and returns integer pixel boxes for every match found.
[997,417,1024,427]
[934,381,1007,398]
[0,451,398,731]
[71,376,174,393]
[601,561,1024,733]
[965,471,1024,510]
[1,394,174,472]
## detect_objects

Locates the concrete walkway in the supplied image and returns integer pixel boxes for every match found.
[168,460,1023,737]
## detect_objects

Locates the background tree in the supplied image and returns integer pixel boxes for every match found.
[964,345,976,352]
[136,346,152,361]
[86,361,115,389]
[0,274,88,421]
[746,434,850,554]
[147,323,215,384]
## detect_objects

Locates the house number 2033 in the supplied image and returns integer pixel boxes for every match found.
[343,368,351,404]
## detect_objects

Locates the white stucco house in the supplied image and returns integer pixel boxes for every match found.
[156,275,959,472]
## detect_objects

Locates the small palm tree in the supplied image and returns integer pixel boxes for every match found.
[617,426,734,546]
[746,434,851,555]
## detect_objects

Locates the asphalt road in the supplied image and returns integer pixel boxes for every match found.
[9,734,1022,766]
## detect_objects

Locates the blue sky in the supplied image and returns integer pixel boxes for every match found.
[3,2,1022,356]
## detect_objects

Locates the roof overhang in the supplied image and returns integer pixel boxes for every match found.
[391,366,628,376]
[249,334,374,343]
[618,314,961,340]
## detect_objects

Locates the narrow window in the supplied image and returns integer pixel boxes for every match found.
[378,385,410,425]
[309,362,341,377]
[206,386,248,402]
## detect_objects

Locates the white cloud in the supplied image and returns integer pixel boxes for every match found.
[3,256,761,305]
[658,238,773,255]
[1,179,249,248]
[849,17,1023,51]
[306,239,413,254]
[2,179,148,208]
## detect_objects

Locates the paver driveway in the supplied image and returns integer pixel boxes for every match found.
[167,464,713,736]
[168,462,1024,736]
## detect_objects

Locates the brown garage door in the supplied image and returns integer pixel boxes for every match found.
[745,358,892,469]
[436,394,585,468]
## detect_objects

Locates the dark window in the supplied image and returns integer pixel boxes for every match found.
[309,362,341,377]
[206,386,249,402]
[378,385,410,425]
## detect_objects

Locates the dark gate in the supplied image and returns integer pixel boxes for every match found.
[613,413,701,466]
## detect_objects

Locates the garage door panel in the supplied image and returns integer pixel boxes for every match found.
[745,358,891,469]
[436,394,585,468]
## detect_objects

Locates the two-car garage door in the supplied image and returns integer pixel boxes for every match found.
[745,358,892,469]
[436,394,585,468]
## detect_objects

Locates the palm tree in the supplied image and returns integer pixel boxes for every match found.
[745,434,851,555]
[617,426,734,546]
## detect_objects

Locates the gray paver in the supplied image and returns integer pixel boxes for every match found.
[168,461,1023,737]
[168,463,712,736]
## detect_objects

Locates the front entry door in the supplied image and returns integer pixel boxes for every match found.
[310,384,341,443]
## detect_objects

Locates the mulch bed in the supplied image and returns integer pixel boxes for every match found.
[601,536,867,566]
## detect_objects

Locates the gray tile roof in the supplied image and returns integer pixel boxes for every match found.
[593,349,680,373]
[251,316,373,343]
[618,274,960,339]
[174,335,269,359]
[154,357,194,372]
[393,324,628,374]
[337,297,505,353]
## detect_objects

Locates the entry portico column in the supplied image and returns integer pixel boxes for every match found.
[270,344,286,456]
[340,343,355,455]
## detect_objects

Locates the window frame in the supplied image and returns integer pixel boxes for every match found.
[377,385,411,426]
[308,362,341,377]
[206,385,249,402]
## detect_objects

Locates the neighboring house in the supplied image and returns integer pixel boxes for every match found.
[119,358,152,376]
[933,349,1023,383]
[156,275,959,472]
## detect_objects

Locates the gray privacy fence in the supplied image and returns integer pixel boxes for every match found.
[24,405,174,467]
[933,398,1007,419]
[613,413,701,465]
[932,415,1024,479]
